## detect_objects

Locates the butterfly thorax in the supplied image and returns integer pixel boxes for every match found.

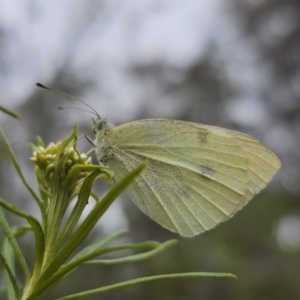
[93,118,115,165]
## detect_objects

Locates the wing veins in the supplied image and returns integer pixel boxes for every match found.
[145,166,199,234]
[174,167,244,205]
[123,145,248,163]
[115,147,246,202]
[114,151,182,233]
[123,148,249,191]
[122,144,245,158]
[169,174,218,229]
[245,153,279,176]
[162,146,248,182]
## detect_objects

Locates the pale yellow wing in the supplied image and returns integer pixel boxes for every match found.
[105,119,280,237]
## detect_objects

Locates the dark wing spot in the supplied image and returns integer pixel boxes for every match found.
[197,128,209,144]
[199,165,215,180]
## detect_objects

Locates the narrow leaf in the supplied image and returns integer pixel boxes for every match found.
[56,272,236,299]
[0,249,20,299]
[86,239,177,265]
[3,238,16,300]
[0,207,31,282]
[0,128,43,210]
[0,198,45,277]
[0,105,21,119]
[13,225,33,237]
[70,230,128,262]
[64,241,163,273]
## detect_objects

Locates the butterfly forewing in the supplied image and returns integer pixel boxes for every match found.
[101,119,280,237]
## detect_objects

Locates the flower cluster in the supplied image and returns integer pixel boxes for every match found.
[31,141,92,182]
[29,131,98,205]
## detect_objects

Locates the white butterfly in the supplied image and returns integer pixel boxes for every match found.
[94,118,281,237]
[34,83,281,237]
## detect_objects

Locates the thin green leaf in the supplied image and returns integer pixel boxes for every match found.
[0,249,20,300]
[56,272,236,299]
[0,198,45,277]
[66,240,163,271]
[3,238,16,300]
[27,163,146,300]
[13,225,33,237]
[86,239,177,265]
[0,207,31,282]
[0,128,43,212]
[70,230,128,262]
[0,105,21,119]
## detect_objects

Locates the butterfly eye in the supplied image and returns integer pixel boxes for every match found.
[96,119,106,131]
[96,120,105,130]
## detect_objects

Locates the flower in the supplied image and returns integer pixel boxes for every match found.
[31,141,92,185]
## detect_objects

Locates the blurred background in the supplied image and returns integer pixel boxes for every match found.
[0,0,299,299]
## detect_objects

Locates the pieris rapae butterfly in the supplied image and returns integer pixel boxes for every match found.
[93,117,281,237]
[35,83,281,237]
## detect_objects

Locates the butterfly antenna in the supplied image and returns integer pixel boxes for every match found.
[36,82,101,119]
[58,106,99,117]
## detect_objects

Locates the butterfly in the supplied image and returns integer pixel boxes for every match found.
[93,117,281,237]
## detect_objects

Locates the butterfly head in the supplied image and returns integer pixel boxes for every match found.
[92,117,113,137]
